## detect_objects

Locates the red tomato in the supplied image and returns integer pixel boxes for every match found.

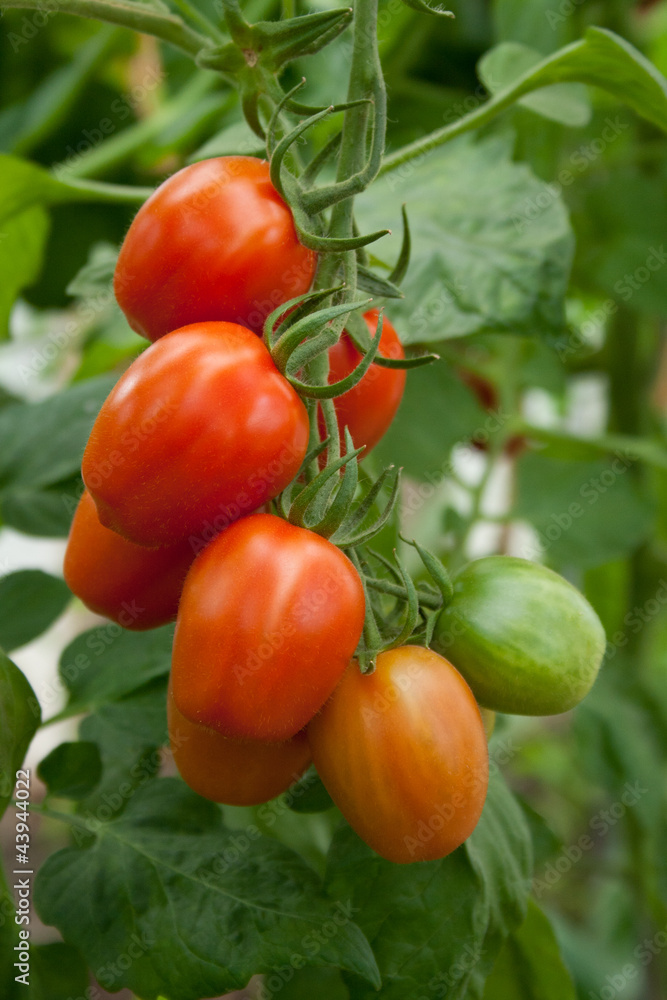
[322,310,406,456]
[307,646,488,863]
[82,322,309,548]
[167,683,310,806]
[64,490,194,630]
[171,513,365,742]
[114,157,317,341]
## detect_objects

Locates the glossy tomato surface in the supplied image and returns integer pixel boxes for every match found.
[168,683,310,806]
[171,513,365,742]
[433,556,606,715]
[114,157,317,341]
[308,646,488,863]
[82,322,309,548]
[63,490,194,629]
[322,310,406,456]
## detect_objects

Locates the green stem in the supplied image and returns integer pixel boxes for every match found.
[516,422,667,470]
[379,36,593,176]
[365,576,441,609]
[57,177,155,203]
[0,0,211,55]
[54,72,220,180]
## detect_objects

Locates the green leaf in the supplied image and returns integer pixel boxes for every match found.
[0,570,71,652]
[2,27,121,157]
[0,650,40,819]
[478,42,592,126]
[38,741,102,800]
[288,767,336,814]
[0,377,115,536]
[482,899,577,1000]
[464,775,534,998]
[359,135,574,344]
[20,942,89,1000]
[34,778,380,1000]
[0,154,82,228]
[0,205,49,337]
[511,27,667,134]
[325,774,532,1000]
[515,453,654,568]
[1,479,84,538]
[77,682,168,821]
[372,356,487,480]
[66,240,118,298]
[59,625,173,715]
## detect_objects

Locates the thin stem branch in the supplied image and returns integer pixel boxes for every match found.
[0,0,211,56]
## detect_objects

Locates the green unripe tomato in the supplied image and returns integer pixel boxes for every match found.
[432,556,606,716]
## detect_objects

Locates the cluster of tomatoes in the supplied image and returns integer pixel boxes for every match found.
[64,155,605,865]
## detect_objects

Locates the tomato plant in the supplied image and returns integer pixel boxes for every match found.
[167,682,310,806]
[171,513,366,742]
[82,321,309,547]
[114,156,317,341]
[64,490,194,629]
[433,556,606,716]
[3,0,667,997]
[308,646,488,863]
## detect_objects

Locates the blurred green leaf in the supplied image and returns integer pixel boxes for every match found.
[373,357,487,480]
[0,204,49,337]
[0,650,40,820]
[65,240,117,298]
[59,624,173,715]
[0,570,70,652]
[0,27,121,156]
[479,42,592,126]
[34,778,380,999]
[515,453,654,567]
[359,135,574,343]
[482,898,577,999]
[38,741,102,800]
[0,376,114,537]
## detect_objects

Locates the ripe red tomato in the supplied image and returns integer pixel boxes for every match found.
[167,683,310,806]
[82,322,309,548]
[114,157,317,341]
[307,646,488,863]
[64,490,194,630]
[171,513,365,743]
[322,310,406,456]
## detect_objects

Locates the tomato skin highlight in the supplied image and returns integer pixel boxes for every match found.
[171,513,366,743]
[307,646,488,864]
[114,157,317,341]
[63,490,194,630]
[82,322,309,548]
[323,310,406,456]
[432,556,606,716]
[167,683,310,806]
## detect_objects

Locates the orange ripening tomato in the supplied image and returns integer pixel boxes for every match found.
[171,513,366,743]
[82,322,309,548]
[322,310,406,456]
[167,683,310,806]
[114,157,317,341]
[307,646,488,863]
[63,490,194,630]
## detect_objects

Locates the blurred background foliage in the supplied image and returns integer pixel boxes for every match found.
[2,0,667,998]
